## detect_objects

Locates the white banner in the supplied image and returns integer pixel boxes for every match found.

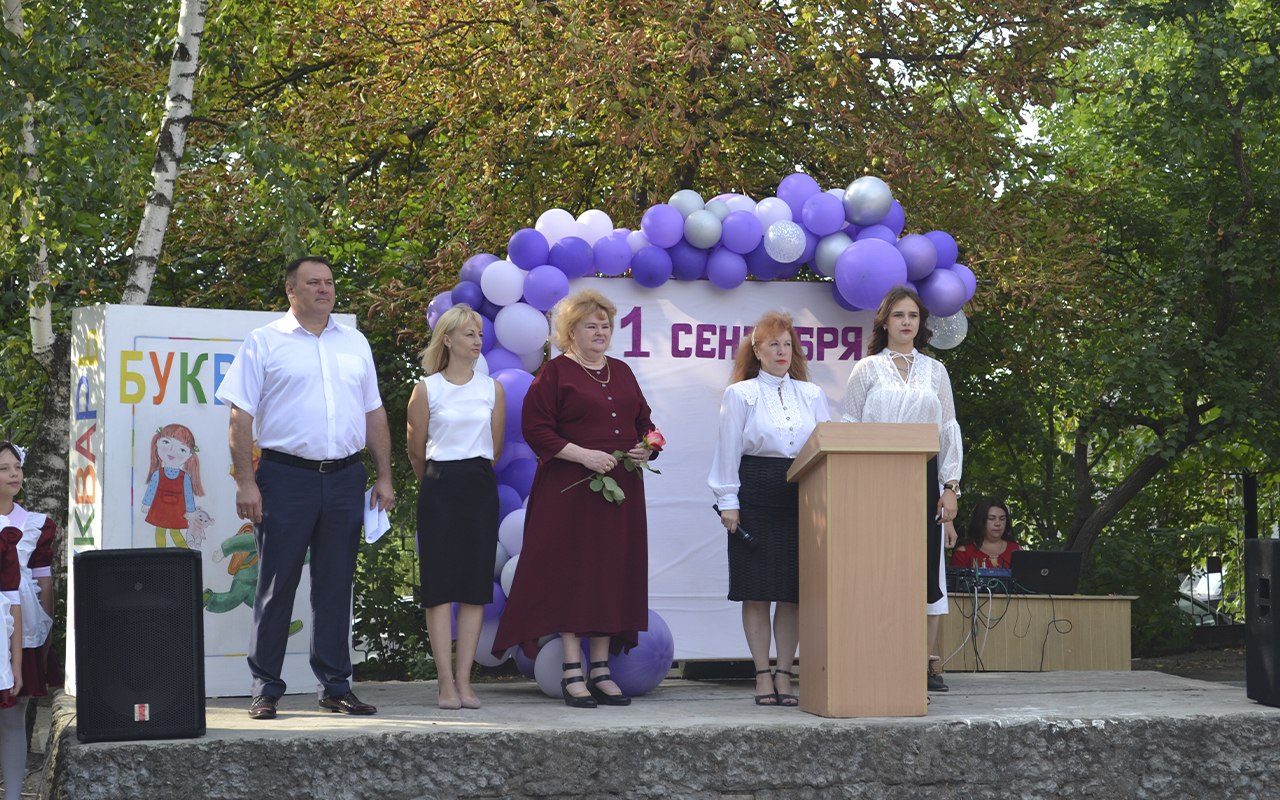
[564,278,874,659]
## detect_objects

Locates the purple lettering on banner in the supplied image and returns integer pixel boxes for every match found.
[840,327,863,360]
[743,326,754,346]
[718,326,741,360]
[671,323,693,358]
[795,326,814,361]
[817,327,839,361]
[621,305,652,357]
[695,324,716,359]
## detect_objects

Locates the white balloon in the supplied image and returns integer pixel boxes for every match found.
[494,303,550,355]
[724,195,757,214]
[763,221,807,263]
[480,260,526,306]
[927,310,969,350]
[626,230,651,254]
[826,187,847,202]
[520,347,546,372]
[474,353,490,376]
[493,541,510,581]
[704,200,732,221]
[499,508,526,556]
[533,636,566,698]
[668,189,706,219]
[813,232,853,278]
[576,209,613,245]
[523,495,530,508]
[683,209,723,249]
[754,197,793,228]
[535,208,576,245]
[474,617,514,668]
[500,553,520,596]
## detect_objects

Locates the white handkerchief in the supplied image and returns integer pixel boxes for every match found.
[363,489,391,543]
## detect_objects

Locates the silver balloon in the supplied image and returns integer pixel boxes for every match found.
[843,176,894,226]
[668,189,706,219]
[927,310,968,350]
[813,232,853,278]
[763,221,806,263]
[684,209,723,249]
[704,199,732,221]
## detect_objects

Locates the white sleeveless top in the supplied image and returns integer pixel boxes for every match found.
[422,371,497,461]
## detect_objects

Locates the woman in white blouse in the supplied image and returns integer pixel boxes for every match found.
[407,304,507,709]
[710,311,831,706]
[840,286,961,693]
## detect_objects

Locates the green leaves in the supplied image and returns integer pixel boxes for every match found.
[588,475,625,504]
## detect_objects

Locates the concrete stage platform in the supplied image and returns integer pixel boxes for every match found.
[41,672,1280,800]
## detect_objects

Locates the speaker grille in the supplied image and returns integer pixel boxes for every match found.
[75,548,205,742]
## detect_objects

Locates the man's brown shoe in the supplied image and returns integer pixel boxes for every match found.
[318,691,377,715]
[248,695,278,720]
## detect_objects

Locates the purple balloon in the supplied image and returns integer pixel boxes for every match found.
[777,173,822,222]
[452,280,483,310]
[484,581,506,623]
[481,315,496,354]
[640,204,685,249]
[843,223,862,238]
[593,234,633,277]
[924,231,958,269]
[896,234,939,281]
[918,267,968,317]
[777,259,804,280]
[721,211,763,255]
[460,253,499,285]
[613,228,631,239]
[523,265,570,312]
[498,457,537,499]
[882,200,906,236]
[485,347,523,374]
[496,483,523,523]
[478,298,501,320]
[426,291,453,330]
[493,368,535,443]
[856,224,897,244]
[800,228,820,265]
[631,245,673,288]
[508,228,550,270]
[548,236,594,279]
[744,243,785,281]
[834,239,909,311]
[605,609,675,697]
[668,239,709,281]
[514,646,537,679]
[707,247,748,289]
[946,263,977,300]
[801,192,846,237]
[832,281,860,311]
[494,441,535,476]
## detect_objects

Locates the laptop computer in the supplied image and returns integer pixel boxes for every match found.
[1010,550,1083,595]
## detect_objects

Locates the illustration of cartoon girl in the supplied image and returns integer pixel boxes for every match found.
[140,424,205,548]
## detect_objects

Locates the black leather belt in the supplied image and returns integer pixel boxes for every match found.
[260,448,362,474]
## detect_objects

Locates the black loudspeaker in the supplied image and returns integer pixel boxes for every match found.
[1245,539,1280,707]
[74,548,205,742]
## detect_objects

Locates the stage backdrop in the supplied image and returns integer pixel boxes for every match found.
[558,278,874,660]
[67,305,357,698]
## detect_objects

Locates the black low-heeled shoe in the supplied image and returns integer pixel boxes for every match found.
[561,662,597,708]
[774,669,799,707]
[754,668,778,706]
[586,660,632,706]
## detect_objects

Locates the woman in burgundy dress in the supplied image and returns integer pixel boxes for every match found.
[493,289,659,708]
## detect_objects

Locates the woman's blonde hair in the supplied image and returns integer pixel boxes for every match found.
[551,289,617,352]
[728,310,810,384]
[421,304,485,375]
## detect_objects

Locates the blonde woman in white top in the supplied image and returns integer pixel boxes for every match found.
[407,304,506,709]
[710,311,831,706]
[841,286,961,693]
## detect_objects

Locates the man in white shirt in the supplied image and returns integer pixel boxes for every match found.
[215,256,394,720]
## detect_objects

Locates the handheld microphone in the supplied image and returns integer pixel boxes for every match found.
[713,505,759,551]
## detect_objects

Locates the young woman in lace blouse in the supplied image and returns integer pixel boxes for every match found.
[710,311,831,706]
[840,287,961,693]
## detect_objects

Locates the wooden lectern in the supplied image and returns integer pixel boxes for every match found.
[786,422,939,718]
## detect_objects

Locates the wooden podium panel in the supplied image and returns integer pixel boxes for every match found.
[789,422,938,717]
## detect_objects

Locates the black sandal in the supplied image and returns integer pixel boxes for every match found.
[754,669,778,705]
[774,669,799,707]
[586,661,632,706]
[561,662,597,709]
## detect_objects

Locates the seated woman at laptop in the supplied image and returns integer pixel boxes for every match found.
[951,497,1021,569]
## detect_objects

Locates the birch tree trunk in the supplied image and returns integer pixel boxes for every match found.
[121,0,207,305]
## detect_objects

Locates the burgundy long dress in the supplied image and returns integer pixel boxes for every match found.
[493,355,658,658]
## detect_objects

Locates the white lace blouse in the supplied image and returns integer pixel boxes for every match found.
[840,349,962,487]
[709,371,832,511]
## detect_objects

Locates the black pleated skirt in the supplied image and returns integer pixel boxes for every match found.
[416,457,500,608]
[728,455,799,603]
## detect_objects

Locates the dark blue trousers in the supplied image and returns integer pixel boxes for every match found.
[247,458,366,699]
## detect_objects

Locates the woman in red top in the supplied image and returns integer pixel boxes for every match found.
[951,497,1021,569]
